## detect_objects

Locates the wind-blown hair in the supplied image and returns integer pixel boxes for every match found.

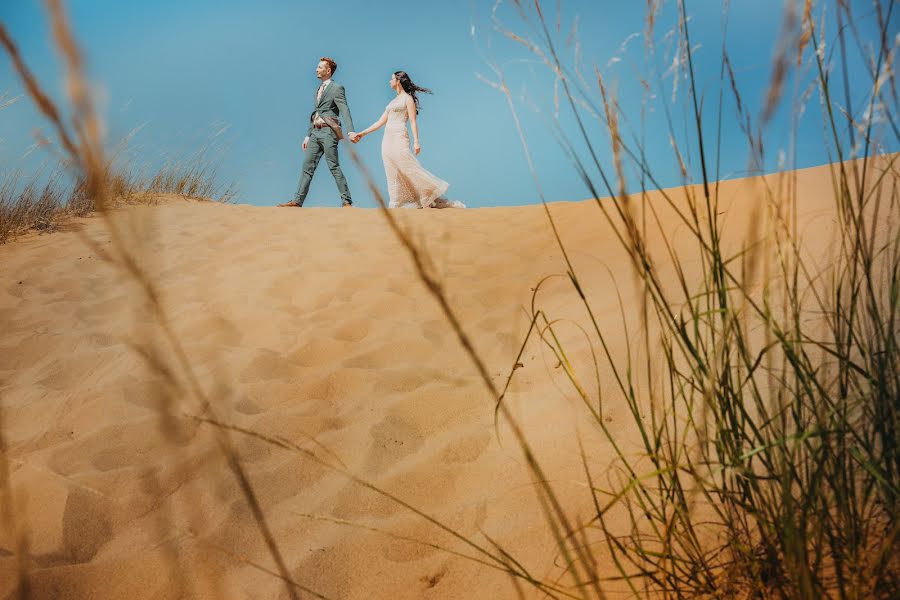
[394,70,432,114]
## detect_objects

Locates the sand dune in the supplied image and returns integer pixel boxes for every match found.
[0,158,890,599]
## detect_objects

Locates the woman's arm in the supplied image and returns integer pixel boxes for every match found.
[358,111,388,139]
[406,96,420,155]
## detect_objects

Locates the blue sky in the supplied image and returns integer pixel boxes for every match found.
[0,1,895,207]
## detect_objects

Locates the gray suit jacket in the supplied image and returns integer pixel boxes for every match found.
[307,81,355,139]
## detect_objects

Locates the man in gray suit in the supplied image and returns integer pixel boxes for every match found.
[279,56,358,207]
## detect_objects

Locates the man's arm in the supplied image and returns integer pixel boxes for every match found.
[334,85,355,137]
[306,111,315,138]
[302,107,317,149]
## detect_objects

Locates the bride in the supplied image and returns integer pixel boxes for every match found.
[351,71,464,209]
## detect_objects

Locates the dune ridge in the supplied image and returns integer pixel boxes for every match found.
[0,157,894,599]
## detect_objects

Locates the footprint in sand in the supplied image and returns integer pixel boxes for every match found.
[366,414,424,472]
[0,307,16,329]
[36,488,113,567]
[438,431,491,464]
[231,430,272,463]
[90,438,174,472]
[421,318,448,345]
[287,338,351,368]
[38,353,112,391]
[302,370,370,404]
[239,348,299,382]
[234,396,263,415]
[179,314,243,347]
[332,316,371,343]
[327,414,426,520]
[118,375,172,412]
[474,285,511,309]
[381,523,442,564]
[372,370,428,394]
[329,480,404,520]
[341,345,395,370]
[384,277,413,296]
[281,542,356,600]
[367,290,418,316]
[333,277,363,303]
[0,336,59,370]
[342,334,432,371]
[36,276,77,296]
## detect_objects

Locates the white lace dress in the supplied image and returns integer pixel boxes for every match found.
[381,95,465,209]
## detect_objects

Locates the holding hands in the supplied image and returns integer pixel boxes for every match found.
[346,130,421,154]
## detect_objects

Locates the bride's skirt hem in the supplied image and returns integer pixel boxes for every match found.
[388,180,454,209]
[418,181,451,209]
[430,197,466,209]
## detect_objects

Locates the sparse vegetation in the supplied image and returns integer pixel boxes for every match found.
[0,157,235,244]
[470,0,900,597]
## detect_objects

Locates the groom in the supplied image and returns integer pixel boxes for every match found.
[279,56,358,207]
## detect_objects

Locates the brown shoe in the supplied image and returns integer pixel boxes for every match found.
[277,201,302,207]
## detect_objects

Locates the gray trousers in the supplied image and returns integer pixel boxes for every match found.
[294,128,351,206]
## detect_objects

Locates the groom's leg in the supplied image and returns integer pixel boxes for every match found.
[294,132,325,205]
[322,132,352,206]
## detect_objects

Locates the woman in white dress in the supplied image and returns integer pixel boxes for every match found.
[352,71,464,209]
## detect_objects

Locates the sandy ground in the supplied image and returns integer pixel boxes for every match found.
[0,157,893,599]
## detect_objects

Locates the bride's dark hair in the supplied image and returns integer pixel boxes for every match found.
[394,70,432,114]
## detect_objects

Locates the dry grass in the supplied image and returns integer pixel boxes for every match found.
[0,158,235,244]
[472,0,900,597]
[0,17,233,244]
[0,171,68,242]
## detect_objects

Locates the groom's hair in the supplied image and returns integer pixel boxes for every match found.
[320,56,337,75]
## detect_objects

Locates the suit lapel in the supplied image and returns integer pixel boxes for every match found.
[316,81,336,108]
